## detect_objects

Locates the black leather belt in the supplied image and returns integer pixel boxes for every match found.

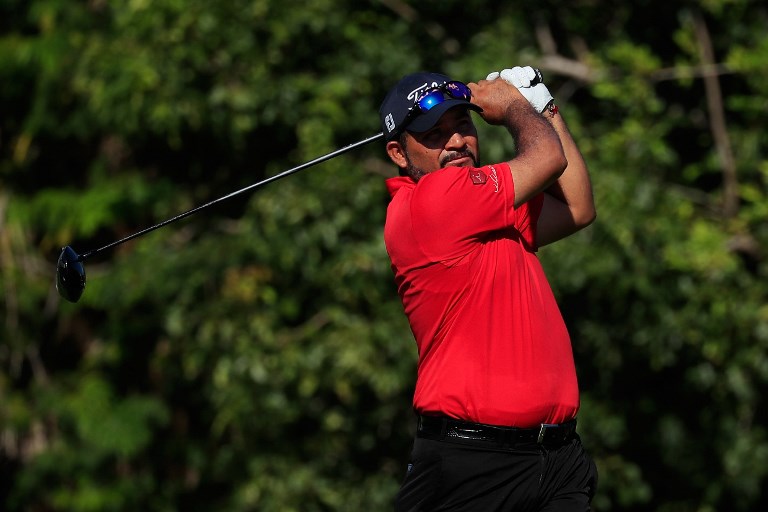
[417,415,577,449]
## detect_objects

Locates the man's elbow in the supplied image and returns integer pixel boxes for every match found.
[575,204,597,230]
[546,143,568,182]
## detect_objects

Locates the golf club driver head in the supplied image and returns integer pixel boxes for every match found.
[56,246,86,303]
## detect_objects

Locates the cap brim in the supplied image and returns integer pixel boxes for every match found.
[406,100,483,134]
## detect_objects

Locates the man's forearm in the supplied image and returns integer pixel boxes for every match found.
[545,110,595,227]
[504,101,568,208]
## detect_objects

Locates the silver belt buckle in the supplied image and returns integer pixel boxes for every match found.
[538,423,557,444]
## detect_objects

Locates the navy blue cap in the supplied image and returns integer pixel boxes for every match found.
[379,72,481,141]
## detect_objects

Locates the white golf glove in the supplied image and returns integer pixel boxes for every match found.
[486,66,554,113]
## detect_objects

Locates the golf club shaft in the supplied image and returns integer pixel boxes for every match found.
[77,132,384,262]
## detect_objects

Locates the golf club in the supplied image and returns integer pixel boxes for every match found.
[56,132,385,303]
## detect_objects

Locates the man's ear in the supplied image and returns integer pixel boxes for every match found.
[386,140,408,169]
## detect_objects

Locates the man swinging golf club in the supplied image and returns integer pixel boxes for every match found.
[380,67,598,511]
[53,60,598,510]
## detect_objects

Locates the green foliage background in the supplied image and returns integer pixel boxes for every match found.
[2,0,767,510]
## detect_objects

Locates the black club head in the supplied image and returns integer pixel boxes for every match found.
[56,246,86,303]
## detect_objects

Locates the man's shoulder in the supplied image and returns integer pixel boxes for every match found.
[385,176,415,198]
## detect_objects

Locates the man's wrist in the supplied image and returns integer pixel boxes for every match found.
[545,101,558,118]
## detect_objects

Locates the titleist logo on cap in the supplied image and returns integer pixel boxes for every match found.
[379,72,477,141]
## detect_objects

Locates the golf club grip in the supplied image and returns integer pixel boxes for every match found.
[531,68,544,86]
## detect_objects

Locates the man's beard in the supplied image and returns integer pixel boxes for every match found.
[404,149,478,182]
[404,162,428,182]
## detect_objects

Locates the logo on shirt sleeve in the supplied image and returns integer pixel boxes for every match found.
[469,169,487,185]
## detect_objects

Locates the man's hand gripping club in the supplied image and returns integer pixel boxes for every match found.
[486,66,554,114]
[467,71,566,208]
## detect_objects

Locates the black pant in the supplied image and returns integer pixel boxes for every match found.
[394,434,598,511]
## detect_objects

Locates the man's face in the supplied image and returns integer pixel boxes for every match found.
[386,107,479,180]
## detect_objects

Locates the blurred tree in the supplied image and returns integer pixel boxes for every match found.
[1,0,766,510]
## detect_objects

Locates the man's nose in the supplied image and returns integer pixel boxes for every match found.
[446,132,467,149]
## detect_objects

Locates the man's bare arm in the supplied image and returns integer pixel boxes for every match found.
[536,110,596,247]
[469,79,567,208]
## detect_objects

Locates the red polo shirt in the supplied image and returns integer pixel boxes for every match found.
[384,163,579,427]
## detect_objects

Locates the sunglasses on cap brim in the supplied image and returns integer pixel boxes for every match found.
[413,81,472,113]
[398,81,473,134]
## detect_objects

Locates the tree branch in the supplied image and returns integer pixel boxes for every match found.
[692,9,739,218]
[377,0,459,55]
[534,19,737,87]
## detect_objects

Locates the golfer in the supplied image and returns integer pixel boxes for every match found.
[380,68,598,511]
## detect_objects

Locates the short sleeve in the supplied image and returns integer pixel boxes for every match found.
[411,163,541,261]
